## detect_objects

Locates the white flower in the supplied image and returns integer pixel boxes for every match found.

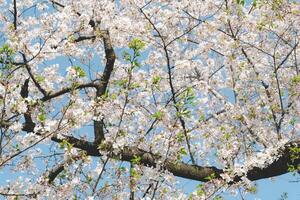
[70,148,79,156]
[72,177,80,184]
[9,122,23,132]
[16,100,28,114]
[66,67,77,78]
[220,173,232,183]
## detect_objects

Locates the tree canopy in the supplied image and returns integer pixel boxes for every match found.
[0,0,299,199]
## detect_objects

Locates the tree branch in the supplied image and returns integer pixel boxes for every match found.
[40,82,98,101]
[20,78,36,132]
[50,134,300,183]
[50,0,117,145]
[48,162,65,184]
[2,116,297,183]
[93,30,116,144]
[13,0,17,30]
[22,54,48,97]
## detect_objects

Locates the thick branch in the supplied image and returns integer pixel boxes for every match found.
[48,162,64,184]
[3,116,297,183]
[96,30,116,96]
[13,0,17,30]
[50,134,300,183]
[49,1,116,144]
[20,78,36,132]
[246,141,300,181]
[93,30,116,144]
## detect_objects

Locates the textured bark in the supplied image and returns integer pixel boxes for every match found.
[93,30,116,144]
[48,163,65,184]
[51,134,300,183]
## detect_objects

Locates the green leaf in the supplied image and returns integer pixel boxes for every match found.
[67,35,75,43]
[118,166,126,172]
[223,132,231,140]
[14,144,20,151]
[151,111,164,120]
[36,75,45,83]
[0,44,15,64]
[59,139,73,152]
[132,59,140,68]
[179,147,187,156]
[0,44,14,55]
[129,82,140,89]
[116,79,128,88]
[176,132,184,142]
[199,114,206,122]
[248,186,257,194]
[236,0,245,5]
[196,184,205,196]
[128,38,145,51]
[131,155,141,165]
[130,168,141,179]
[291,75,300,85]
[86,176,93,184]
[73,66,86,78]
[213,196,223,200]
[152,76,161,85]
[289,118,296,126]
[176,109,191,118]
[37,113,46,122]
[73,195,79,200]
[253,0,257,7]
[289,146,300,162]
[204,173,216,181]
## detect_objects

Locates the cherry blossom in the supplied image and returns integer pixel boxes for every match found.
[0,0,299,199]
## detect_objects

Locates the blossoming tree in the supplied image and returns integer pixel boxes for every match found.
[0,0,299,199]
